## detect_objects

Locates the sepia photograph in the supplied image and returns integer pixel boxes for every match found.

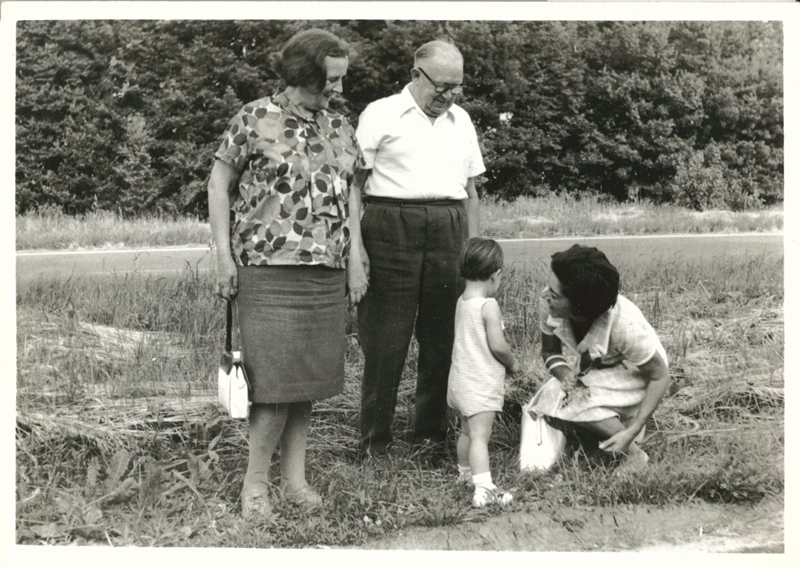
[5,1,796,563]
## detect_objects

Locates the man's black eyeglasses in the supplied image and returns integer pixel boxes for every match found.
[415,67,464,95]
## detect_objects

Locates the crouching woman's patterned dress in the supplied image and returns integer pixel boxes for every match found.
[530,291,668,437]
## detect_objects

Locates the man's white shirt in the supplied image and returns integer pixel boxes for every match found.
[355,85,486,200]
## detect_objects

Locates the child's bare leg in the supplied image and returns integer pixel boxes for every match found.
[456,415,472,482]
[457,415,471,468]
[466,411,495,475]
[467,411,512,506]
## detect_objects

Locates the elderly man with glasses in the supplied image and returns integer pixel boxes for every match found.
[354,40,485,461]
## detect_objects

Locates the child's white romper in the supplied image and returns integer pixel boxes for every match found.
[447,297,507,417]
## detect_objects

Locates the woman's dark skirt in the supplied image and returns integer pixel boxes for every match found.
[235,265,346,404]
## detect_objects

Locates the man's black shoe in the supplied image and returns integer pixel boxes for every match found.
[358,440,391,461]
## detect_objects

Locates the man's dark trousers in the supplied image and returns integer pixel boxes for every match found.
[357,197,468,453]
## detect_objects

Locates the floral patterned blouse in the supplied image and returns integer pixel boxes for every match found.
[214,93,365,268]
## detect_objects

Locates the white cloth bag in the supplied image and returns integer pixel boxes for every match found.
[218,349,250,419]
[520,378,567,472]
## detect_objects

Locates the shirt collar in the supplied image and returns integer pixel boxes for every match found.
[580,308,614,359]
[399,84,455,122]
[273,91,325,123]
[547,299,617,359]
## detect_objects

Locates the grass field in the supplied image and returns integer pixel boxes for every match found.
[15,249,784,547]
[15,196,783,251]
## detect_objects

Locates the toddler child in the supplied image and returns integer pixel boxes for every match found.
[447,237,521,507]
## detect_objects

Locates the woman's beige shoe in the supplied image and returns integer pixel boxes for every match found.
[241,483,273,519]
[282,483,323,510]
[615,447,650,476]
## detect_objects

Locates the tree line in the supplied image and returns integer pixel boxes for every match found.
[15,20,783,216]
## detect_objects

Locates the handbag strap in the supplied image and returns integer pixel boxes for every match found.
[225,300,233,353]
[225,299,243,353]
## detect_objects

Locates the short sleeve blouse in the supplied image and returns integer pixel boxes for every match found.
[214,93,365,268]
[539,291,667,370]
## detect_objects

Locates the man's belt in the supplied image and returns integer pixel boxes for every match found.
[364,196,463,207]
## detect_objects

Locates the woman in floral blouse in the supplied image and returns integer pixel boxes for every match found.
[207,29,368,518]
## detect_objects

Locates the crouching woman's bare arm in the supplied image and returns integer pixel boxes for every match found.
[541,332,577,391]
[599,352,671,453]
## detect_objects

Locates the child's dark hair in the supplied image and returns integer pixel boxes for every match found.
[460,237,504,281]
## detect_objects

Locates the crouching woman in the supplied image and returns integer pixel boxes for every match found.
[530,245,671,470]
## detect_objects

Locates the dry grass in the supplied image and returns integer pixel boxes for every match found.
[16,197,783,252]
[481,195,783,239]
[16,206,211,251]
[15,252,784,547]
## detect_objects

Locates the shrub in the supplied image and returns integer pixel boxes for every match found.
[16,21,783,215]
[671,150,727,211]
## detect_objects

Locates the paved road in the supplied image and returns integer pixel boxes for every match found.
[15,232,783,289]
[499,232,783,265]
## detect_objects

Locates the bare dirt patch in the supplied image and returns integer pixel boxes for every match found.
[362,498,783,552]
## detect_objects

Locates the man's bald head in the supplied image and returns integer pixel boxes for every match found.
[414,40,464,68]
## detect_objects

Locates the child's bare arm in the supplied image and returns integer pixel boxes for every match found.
[482,300,519,373]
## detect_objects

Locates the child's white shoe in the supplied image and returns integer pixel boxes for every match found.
[472,487,513,507]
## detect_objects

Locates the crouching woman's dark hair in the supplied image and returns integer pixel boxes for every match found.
[272,29,349,94]
[550,245,619,320]
[460,237,504,281]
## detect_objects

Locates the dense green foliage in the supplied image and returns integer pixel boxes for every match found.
[16,20,783,216]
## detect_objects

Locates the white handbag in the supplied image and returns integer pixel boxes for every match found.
[520,380,567,472]
[218,301,251,419]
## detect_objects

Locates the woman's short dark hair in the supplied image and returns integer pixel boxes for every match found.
[460,237,504,281]
[273,29,349,93]
[550,245,619,320]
